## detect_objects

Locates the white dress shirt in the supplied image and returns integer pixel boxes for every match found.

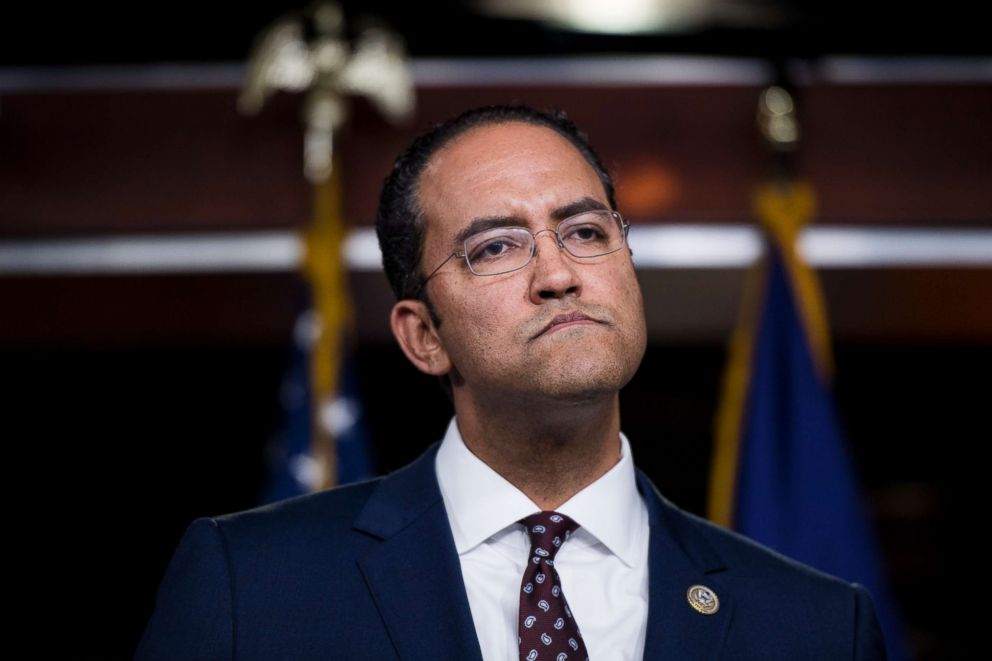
[434,417,650,661]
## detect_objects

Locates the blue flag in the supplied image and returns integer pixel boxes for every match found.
[713,240,909,660]
[262,311,374,503]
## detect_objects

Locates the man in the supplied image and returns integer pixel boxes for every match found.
[136,104,888,660]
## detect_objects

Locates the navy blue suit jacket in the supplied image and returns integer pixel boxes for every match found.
[136,443,887,660]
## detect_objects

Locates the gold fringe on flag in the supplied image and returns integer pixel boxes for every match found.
[707,179,833,527]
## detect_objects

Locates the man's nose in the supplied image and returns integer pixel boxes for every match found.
[528,229,581,302]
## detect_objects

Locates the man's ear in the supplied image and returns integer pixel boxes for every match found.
[390,299,452,376]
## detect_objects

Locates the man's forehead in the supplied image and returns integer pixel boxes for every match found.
[417,122,607,231]
[423,121,588,178]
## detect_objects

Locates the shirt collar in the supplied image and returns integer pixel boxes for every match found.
[434,416,645,567]
[556,429,645,568]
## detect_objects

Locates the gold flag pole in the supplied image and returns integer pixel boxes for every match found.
[708,84,834,526]
[239,1,413,490]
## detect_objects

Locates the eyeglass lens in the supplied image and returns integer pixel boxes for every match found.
[463,211,626,276]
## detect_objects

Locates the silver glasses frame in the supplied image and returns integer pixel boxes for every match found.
[413,209,630,298]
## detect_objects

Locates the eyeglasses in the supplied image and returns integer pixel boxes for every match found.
[413,209,630,297]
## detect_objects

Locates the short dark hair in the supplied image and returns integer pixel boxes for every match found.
[374,104,617,304]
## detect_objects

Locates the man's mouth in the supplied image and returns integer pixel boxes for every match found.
[533,311,602,338]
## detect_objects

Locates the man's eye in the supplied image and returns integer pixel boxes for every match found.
[483,241,509,257]
[469,237,523,262]
[564,224,607,242]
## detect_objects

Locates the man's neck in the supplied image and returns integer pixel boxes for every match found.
[453,392,623,510]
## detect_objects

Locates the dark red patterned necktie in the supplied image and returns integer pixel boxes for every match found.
[518,511,589,661]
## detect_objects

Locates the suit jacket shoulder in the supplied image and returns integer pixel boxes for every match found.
[136,446,483,661]
[137,444,887,661]
[634,469,888,660]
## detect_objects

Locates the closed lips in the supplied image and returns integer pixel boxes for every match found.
[536,312,600,337]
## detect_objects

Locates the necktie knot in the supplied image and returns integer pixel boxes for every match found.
[520,511,580,562]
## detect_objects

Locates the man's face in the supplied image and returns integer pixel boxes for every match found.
[413,121,647,406]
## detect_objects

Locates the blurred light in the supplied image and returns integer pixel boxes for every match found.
[478,0,709,34]
[618,159,681,217]
[320,396,360,437]
[474,0,786,35]
[288,453,323,491]
[3,226,990,276]
[630,224,763,267]
[799,226,992,267]
[343,227,385,270]
[0,232,302,275]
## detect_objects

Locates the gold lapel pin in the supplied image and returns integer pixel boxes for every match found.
[687,584,720,615]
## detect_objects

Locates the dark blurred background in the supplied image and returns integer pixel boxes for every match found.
[1,1,989,659]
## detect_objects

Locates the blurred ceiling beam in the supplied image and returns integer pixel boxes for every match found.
[2,226,991,276]
[3,56,991,92]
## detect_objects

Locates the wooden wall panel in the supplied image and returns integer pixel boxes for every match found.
[3,83,989,236]
[1,76,989,345]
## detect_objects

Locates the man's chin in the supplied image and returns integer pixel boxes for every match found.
[522,364,633,403]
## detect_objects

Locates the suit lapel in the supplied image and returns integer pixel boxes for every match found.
[637,470,735,660]
[354,444,484,661]
[352,445,735,660]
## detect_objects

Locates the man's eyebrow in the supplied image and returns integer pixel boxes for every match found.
[551,196,610,221]
[453,216,525,248]
[452,196,609,248]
